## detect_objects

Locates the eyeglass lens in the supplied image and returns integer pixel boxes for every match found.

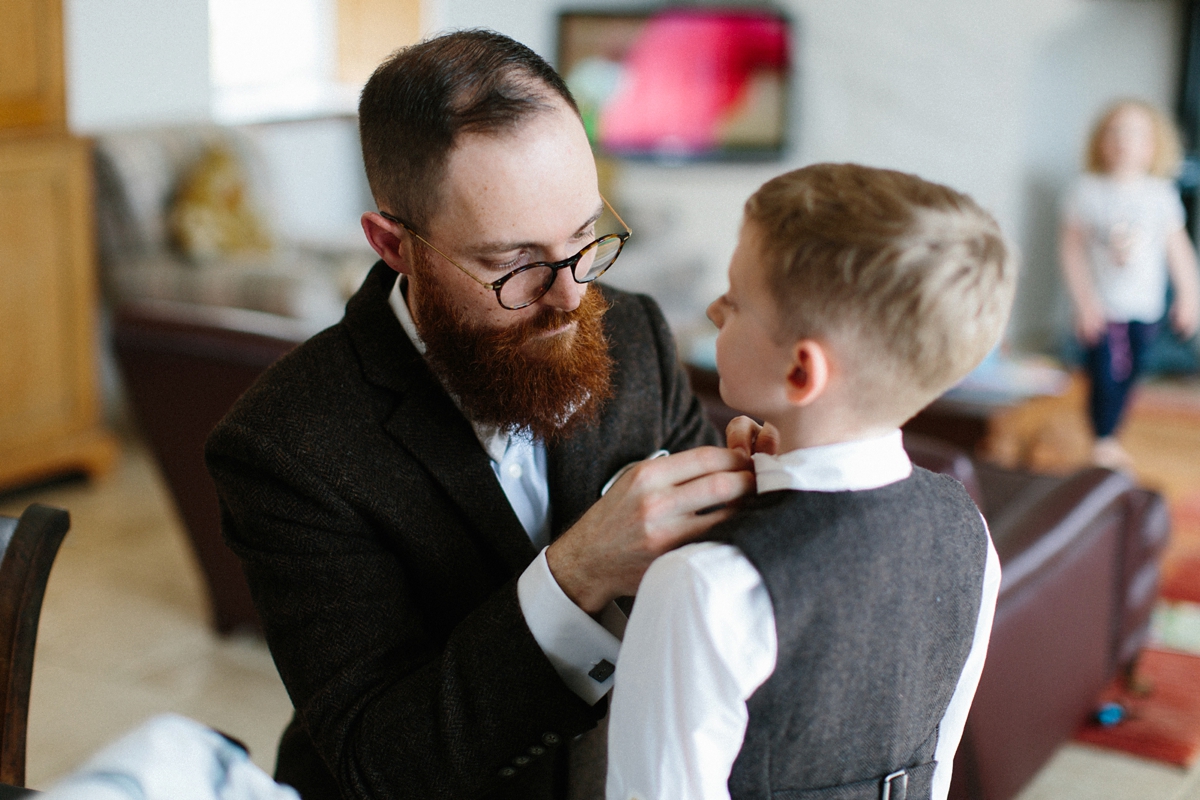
[498,235,625,309]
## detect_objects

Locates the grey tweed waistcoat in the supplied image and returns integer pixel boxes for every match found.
[724,467,987,800]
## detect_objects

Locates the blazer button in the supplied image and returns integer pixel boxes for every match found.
[529,745,546,756]
[542,732,561,746]
[513,756,531,767]
[499,767,517,778]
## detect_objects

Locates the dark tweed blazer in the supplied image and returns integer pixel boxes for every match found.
[205,261,717,800]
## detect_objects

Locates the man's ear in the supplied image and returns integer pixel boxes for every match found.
[361,212,413,275]
[785,339,830,406]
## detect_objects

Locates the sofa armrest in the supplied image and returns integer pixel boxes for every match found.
[951,464,1167,800]
[980,466,1133,593]
[113,300,302,634]
[1116,489,1170,667]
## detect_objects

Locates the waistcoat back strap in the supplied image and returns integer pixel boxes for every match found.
[769,760,936,800]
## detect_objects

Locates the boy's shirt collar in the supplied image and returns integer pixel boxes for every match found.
[752,429,912,494]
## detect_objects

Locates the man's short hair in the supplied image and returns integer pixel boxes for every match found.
[359,29,579,231]
[745,163,1016,423]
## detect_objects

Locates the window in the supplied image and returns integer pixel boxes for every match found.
[209,0,355,123]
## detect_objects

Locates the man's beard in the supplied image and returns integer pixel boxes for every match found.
[409,261,615,444]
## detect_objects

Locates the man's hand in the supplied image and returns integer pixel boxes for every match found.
[724,416,781,458]
[545,447,754,614]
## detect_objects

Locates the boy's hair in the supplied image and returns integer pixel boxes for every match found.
[359,30,578,231]
[1084,99,1182,178]
[745,163,1015,424]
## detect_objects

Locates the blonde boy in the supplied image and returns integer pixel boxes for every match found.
[606,163,1016,800]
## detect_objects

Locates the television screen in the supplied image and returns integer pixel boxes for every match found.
[557,7,791,161]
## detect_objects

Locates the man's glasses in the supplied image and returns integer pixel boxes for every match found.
[379,196,632,310]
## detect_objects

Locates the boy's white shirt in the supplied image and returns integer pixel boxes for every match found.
[606,429,1002,800]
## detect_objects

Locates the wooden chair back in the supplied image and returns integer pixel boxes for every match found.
[0,505,69,786]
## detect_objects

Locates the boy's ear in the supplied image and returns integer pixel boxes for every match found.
[361,212,414,275]
[785,339,830,406]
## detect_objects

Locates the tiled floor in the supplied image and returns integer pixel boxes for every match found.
[2,418,1200,796]
[1017,744,1199,799]
[0,431,293,789]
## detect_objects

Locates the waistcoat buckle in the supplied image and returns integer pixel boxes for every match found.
[881,769,908,800]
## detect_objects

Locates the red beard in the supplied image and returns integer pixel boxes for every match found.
[409,267,615,444]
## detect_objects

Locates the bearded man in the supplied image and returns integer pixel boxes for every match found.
[205,29,756,800]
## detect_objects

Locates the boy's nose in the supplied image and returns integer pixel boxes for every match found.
[706,298,724,327]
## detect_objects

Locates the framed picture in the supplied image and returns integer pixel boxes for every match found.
[558,6,791,161]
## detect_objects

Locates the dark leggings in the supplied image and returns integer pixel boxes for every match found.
[1085,321,1157,438]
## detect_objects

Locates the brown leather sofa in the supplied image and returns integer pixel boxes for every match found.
[114,306,1170,799]
[113,301,302,634]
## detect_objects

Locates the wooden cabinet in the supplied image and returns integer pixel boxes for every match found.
[336,0,422,85]
[0,0,116,489]
[0,0,65,131]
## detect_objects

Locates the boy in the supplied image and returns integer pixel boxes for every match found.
[605,163,1015,800]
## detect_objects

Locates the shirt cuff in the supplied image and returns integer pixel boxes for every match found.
[518,548,623,705]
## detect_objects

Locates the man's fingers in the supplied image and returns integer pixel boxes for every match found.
[627,445,750,489]
[658,506,737,550]
[657,467,755,520]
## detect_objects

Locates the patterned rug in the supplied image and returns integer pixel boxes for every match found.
[1073,492,1200,766]
[1076,649,1200,767]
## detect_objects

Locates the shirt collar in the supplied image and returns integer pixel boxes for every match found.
[389,273,426,355]
[752,429,911,494]
[389,275,511,462]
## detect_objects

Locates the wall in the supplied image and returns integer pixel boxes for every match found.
[64,0,372,250]
[242,116,373,249]
[63,0,1184,348]
[65,0,212,131]
[443,0,1183,350]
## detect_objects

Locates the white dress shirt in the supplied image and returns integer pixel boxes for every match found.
[606,430,1002,800]
[44,714,298,800]
[389,277,621,704]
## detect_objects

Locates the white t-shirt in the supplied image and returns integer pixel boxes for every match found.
[1062,174,1186,322]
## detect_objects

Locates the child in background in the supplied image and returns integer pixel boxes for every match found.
[1060,99,1200,470]
[605,163,1015,800]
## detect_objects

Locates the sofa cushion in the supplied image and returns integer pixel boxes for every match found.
[94,125,372,328]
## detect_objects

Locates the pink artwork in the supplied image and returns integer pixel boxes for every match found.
[561,8,790,159]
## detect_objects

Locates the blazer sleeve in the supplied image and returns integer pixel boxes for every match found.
[207,416,602,800]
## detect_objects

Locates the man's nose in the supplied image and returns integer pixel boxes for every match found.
[539,266,586,312]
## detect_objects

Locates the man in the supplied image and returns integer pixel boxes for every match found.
[205,30,755,800]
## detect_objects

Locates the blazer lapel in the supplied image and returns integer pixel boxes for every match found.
[546,284,674,538]
[344,262,537,575]
[547,424,607,540]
